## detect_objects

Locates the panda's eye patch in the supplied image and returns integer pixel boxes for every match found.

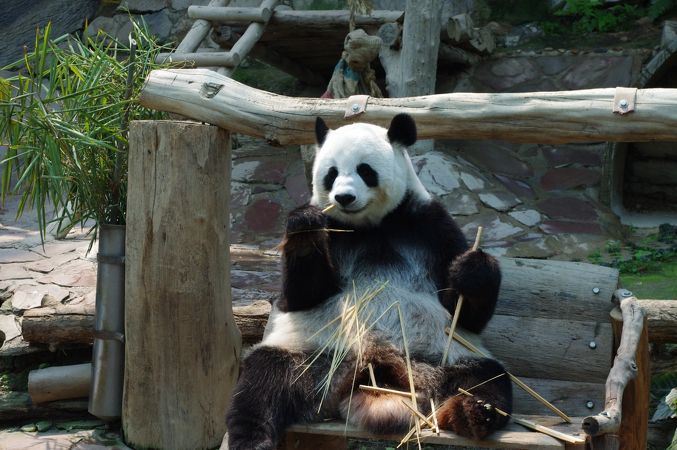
[357,163,378,187]
[323,166,338,191]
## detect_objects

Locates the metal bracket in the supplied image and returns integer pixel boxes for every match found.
[612,87,637,115]
[94,329,125,343]
[97,254,125,265]
[344,95,369,118]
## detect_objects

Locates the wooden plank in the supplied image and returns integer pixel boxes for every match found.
[156,51,240,67]
[188,6,272,23]
[637,299,677,343]
[484,316,613,383]
[497,258,618,323]
[176,0,229,53]
[139,69,677,145]
[513,378,605,417]
[268,10,404,27]
[123,121,240,450]
[287,420,566,449]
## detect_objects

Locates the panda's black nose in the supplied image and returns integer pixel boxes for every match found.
[335,193,356,206]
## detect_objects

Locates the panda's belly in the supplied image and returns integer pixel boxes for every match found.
[260,243,486,364]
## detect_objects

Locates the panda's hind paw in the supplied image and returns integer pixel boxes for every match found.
[436,395,502,440]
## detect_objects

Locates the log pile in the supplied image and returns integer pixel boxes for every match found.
[19,247,677,348]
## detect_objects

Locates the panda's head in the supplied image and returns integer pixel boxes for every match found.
[311,114,431,227]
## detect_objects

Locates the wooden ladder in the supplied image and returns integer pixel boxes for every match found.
[157,0,279,77]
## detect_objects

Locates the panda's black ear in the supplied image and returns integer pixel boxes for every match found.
[387,113,417,147]
[315,117,329,145]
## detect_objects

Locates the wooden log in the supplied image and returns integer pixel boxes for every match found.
[123,121,241,450]
[176,0,229,54]
[188,6,272,23]
[225,0,278,68]
[156,51,240,67]
[139,69,677,145]
[22,303,95,345]
[438,45,480,67]
[638,299,677,343]
[382,0,444,99]
[28,363,91,404]
[268,9,403,27]
[582,291,647,439]
[0,391,87,422]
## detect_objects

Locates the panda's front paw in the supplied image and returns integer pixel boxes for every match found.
[436,395,501,440]
[447,249,501,301]
[286,204,327,235]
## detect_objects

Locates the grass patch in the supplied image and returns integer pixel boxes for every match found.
[588,225,677,299]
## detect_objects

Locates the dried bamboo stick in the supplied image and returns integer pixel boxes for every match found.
[367,363,377,387]
[322,204,335,213]
[511,417,586,445]
[397,305,422,450]
[358,385,412,398]
[441,226,483,365]
[430,398,440,434]
[400,400,436,429]
[451,331,572,423]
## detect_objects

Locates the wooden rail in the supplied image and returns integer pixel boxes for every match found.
[139,68,677,146]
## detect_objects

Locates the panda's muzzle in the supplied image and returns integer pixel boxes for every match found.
[335,193,356,207]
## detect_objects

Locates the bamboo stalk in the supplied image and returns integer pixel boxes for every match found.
[358,385,411,398]
[367,363,377,387]
[451,331,572,423]
[441,226,483,366]
[400,400,436,429]
[322,204,335,213]
[511,417,586,445]
[430,398,440,434]
[397,304,422,450]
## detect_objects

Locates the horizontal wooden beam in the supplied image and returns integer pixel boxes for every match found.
[156,51,240,67]
[188,6,272,23]
[139,68,677,146]
[269,9,403,27]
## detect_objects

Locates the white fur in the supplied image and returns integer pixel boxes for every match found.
[260,119,488,369]
[310,122,430,227]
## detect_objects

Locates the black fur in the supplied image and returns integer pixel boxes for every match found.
[323,166,338,191]
[387,113,417,147]
[226,347,329,450]
[278,205,340,312]
[356,163,378,187]
[315,117,329,145]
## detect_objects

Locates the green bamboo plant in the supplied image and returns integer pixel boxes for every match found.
[0,19,171,242]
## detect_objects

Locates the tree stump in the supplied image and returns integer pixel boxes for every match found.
[123,121,241,450]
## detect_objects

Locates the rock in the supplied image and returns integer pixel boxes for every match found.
[20,424,37,432]
[0,264,32,281]
[538,197,598,221]
[232,160,261,182]
[494,174,535,199]
[509,209,541,227]
[478,192,521,212]
[462,215,524,242]
[36,421,53,432]
[144,9,174,42]
[539,220,602,235]
[460,172,485,191]
[541,145,603,167]
[506,236,556,258]
[540,168,600,190]
[120,0,168,13]
[0,0,99,67]
[411,153,461,196]
[244,198,282,234]
[441,192,479,216]
[284,172,311,207]
[457,144,533,178]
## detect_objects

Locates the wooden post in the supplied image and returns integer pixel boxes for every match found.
[123,121,241,450]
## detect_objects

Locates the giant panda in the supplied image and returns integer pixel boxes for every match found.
[226,114,512,449]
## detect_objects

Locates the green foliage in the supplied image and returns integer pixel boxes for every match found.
[554,0,645,33]
[0,19,170,241]
[648,0,677,21]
